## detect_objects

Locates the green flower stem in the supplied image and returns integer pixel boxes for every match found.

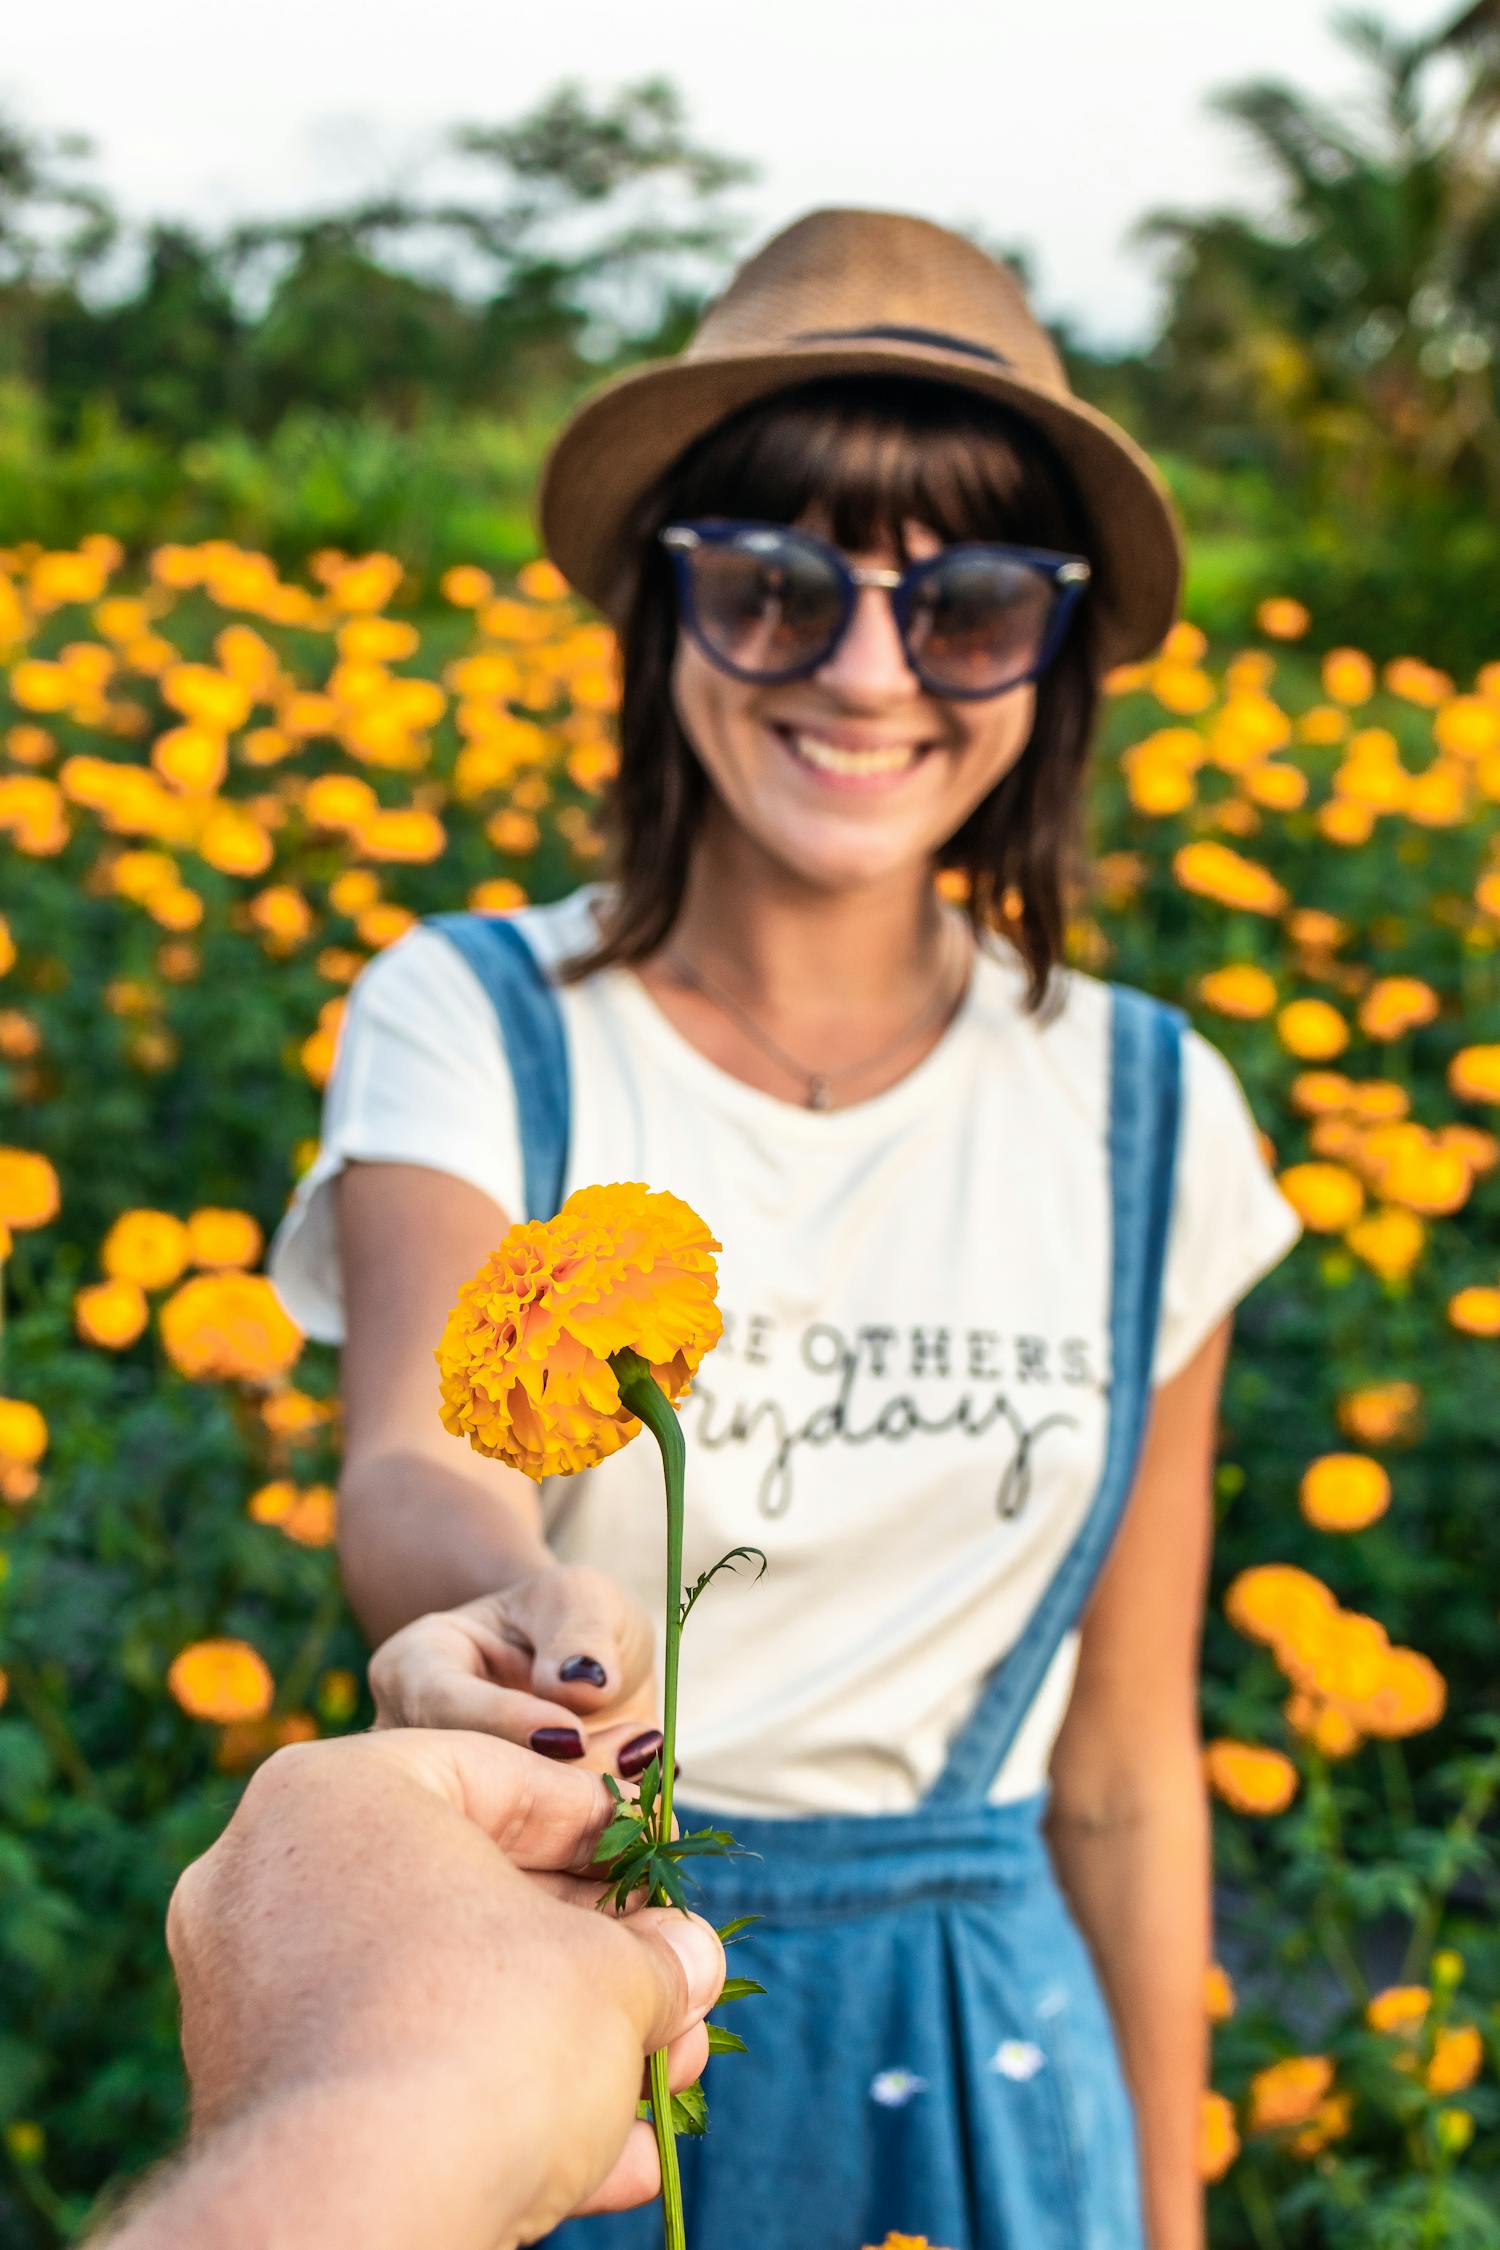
[609,1346,688,2250]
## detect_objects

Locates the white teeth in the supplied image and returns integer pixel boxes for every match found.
[787,732,922,776]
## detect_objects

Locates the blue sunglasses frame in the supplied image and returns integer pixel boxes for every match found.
[658,518,1091,702]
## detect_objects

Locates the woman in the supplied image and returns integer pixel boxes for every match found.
[270,209,1300,2250]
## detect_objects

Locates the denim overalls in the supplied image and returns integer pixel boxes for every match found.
[431,911,1185,2250]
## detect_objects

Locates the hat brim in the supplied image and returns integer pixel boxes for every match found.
[536,339,1183,671]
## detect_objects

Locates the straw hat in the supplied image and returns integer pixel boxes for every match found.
[537,206,1183,671]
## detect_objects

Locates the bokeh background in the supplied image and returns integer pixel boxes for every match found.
[1,3,1498,2243]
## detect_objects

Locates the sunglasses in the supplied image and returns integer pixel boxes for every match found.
[659,518,1090,702]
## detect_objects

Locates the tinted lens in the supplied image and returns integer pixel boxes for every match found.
[903,552,1057,694]
[684,530,845,678]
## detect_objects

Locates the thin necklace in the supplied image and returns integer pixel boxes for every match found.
[665,915,973,1111]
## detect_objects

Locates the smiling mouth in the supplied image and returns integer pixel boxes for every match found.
[770,725,935,783]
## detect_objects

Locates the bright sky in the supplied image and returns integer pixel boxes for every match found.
[2,0,1456,346]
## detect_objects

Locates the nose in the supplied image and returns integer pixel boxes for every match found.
[813,583,921,704]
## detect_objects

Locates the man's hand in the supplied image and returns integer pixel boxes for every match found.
[369,1564,664,1779]
[108,1730,724,2249]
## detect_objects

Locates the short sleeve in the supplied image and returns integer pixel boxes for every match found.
[1152,1026,1302,1384]
[266,926,524,1345]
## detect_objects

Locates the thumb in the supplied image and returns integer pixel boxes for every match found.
[509,1564,653,1707]
[614,1908,725,2056]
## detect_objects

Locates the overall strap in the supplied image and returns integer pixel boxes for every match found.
[426,912,572,1222]
[924,984,1186,1807]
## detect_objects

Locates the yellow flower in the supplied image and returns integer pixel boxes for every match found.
[167,1637,275,1723]
[437,1183,722,1480]
[469,878,529,914]
[1198,964,1277,1020]
[1317,797,1376,846]
[441,564,494,608]
[1299,1453,1391,1532]
[0,1147,61,1230]
[1256,597,1310,640]
[248,1479,337,1547]
[1248,2055,1334,2132]
[1346,1207,1426,1285]
[1204,1740,1298,1815]
[1205,1963,1237,2022]
[1449,1045,1500,1104]
[1278,1161,1364,1233]
[1284,1692,1362,1759]
[75,1277,150,1350]
[1426,2026,1483,2096]
[1449,1285,1500,1337]
[1338,1380,1422,1446]
[1348,1646,1447,1739]
[159,1274,303,1384]
[1199,2090,1240,2181]
[1366,1984,1430,2036]
[1289,2090,1352,2157]
[1277,999,1349,1061]
[1358,976,1440,1042]
[1289,1070,1354,1118]
[0,1398,48,1468]
[1224,1563,1336,1657]
[1322,649,1375,705]
[101,1208,191,1291]
[186,1207,264,1270]
[1173,841,1288,917]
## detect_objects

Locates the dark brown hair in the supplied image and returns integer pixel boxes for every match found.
[555,374,1103,1012]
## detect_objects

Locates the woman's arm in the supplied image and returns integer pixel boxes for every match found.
[1043,1315,1230,2250]
[334,1161,659,1769]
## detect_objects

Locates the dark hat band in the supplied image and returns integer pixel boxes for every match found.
[792,323,1014,368]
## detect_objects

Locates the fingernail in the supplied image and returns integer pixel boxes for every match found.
[530,1727,585,1760]
[657,1914,725,2016]
[559,1655,608,1688]
[618,1729,664,1779]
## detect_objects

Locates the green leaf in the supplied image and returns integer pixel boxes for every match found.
[705,2024,749,2056]
[715,1915,760,1945]
[638,1755,661,1825]
[679,1545,769,1630]
[716,1977,765,2004]
[669,2085,709,2137]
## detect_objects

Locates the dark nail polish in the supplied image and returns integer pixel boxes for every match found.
[530,1727,586,1760]
[559,1655,608,1688]
[618,1729,664,1779]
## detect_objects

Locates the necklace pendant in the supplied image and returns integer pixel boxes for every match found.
[806,1075,832,1111]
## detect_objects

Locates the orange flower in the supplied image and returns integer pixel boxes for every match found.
[1278,1161,1364,1233]
[1348,1646,1447,1739]
[1346,1207,1426,1285]
[1286,908,1349,953]
[1205,1964,1236,2022]
[1256,597,1310,640]
[1336,1379,1421,1450]
[1289,2091,1352,2157]
[260,1386,333,1437]
[167,1637,275,1723]
[74,1277,150,1349]
[1284,1692,1363,1759]
[186,1207,264,1270]
[440,564,494,608]
[0,1398,47,1472]
[1366,1985,1430,2036]
[215,1711,318,1773]
[1317,798,1376,846]
[1426,2025,1483,2096]
[1198,2090,1240,2181]
[437,1183,722,1480]
[0,1148,61,1230]
[248,1479,337,1547]
[1173,841,1288,917]
[1277,999,1350,1061]
[1225,1563,1337,1655]
[1358,977,1440,1042]
[1449,1045,1500,1103]
[101,1208,190,1291]
[1449,1285,1500,1336]
[468,878,530,914]
[1248,2055,1335,2132]
[1322,649,1375,705]
[1289,1070,1354,1118]
[1198,964,1277,1019]
[1204,1740,1298,1815]
[1299,1453,1391,1532]
[159,1274,303,1384]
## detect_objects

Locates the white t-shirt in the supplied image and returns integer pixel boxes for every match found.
[269,883,1300,1819]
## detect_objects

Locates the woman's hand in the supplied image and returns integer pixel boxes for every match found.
[369,1561,665,1778]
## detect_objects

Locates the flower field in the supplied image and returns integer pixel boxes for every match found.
[0,538,1497,2248]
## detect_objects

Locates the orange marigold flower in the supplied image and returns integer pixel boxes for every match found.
[1435,696,1500,759]
[1278,1161,1364,1233]
[1224,1563,1336,1654]
[1257,597,1310,641]
[75,1276,149,1349]
[248,1478,336,1547]
[1204,1740,1299,1815]
[355,902,417,951]
[1338,1380,1421,1447]
[1358,977,1440,1042]
[1289,2090,1353,2157]
[159,1273,303,1385]
[1322,649,1375,705]
[436,1182,722,1480]
[1348,1646,1447,1739]
[0,1148,61,1230]
[260,1385,333,1436]
[1248,2055,1335,2132]
[469,878,530,914]
[1284,1692,1363,1759]
[1449,1285,1500,1337]
[1366,1984,1430,2036]
[101,1207,190,1291]
[440,564,494,608]
[1277,999,1350,1061]
[1346,1206,1426,1285]
[1449,1045,1500,1104]
[1426,2025,1483,2096]
[1173,841,1288,917]
[1300,1453,1391,1532]
[1289,1070,1354,1118]
[1198,964,1277,1019]
[1205,1964,1236,2022]
[0,1397,47,1468]
[1198,2089,1240,2182]
[187,1207,264,1270]
[167,1637,275,1723]
[354,807,447,864]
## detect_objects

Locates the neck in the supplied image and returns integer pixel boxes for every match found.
[663,817,956,1018]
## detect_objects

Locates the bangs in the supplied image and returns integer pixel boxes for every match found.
[651,374,1091,561]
